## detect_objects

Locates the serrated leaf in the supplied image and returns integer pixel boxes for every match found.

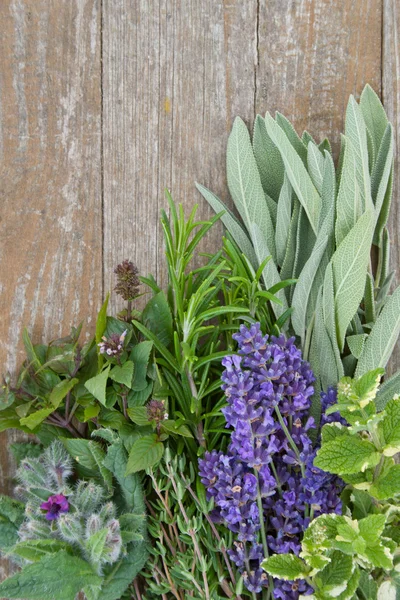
[359,514,386,544]
[85,366,110,406]
[261,554,310,580]
[252,114,285,201]
[49,377,79,408]
[307,141,325,193]
[161,419,193,438]
[314,436,380,475]
[127,407,150,426]
[356,284,400,377]
[125,434,164,474]
[370,464,400,500]
[275,173,293,266]
[227,117,276,261]
[109,361,134,388]
[318,552,353,596]
[335,137,362,246]
[358,571,377,600]
[0,550,102,600]
[360,84,388,155]
[141,291,173,346]
[20,407,55,430]
[332,210,374,351]
[345,95,372,211]
[321,423,349,444]
[130,341,153,391]
[195,183,258,267]
[265,112,321,234]
[381,399,400,448]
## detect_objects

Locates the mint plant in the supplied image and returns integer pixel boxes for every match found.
[262,369,400,599]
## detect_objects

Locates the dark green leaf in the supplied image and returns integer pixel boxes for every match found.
[85,366,111,406]
[142,291,173,346]
[109,361,134,388]
[0,550,102,600]
[125,434,164,474]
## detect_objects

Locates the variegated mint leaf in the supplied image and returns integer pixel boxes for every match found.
[314,437,380,475]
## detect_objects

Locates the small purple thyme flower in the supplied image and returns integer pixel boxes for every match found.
[40,494,69,521]
[98,330,127,357]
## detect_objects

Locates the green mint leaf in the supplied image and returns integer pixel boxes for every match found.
[381,398,400,447]
[364,541,393,570]
[316,551,354,597]
[314,436,380,475]
[358,571,377,600]
[85,366,110,406]
[141,291,173,346]
[370,464,400,500]
[321,423,350,444]
[127,407,150,426]
[109,361,134,388]
[359,514,387,544]
[49,377,79,408]
[125,434,164,474]
[261,554,310,580]
[0,550,102,600]
[20,407,55,431]
[161,419,193,438]
[130,341,153,391]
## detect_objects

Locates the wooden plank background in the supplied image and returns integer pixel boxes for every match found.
[0,0,398,584]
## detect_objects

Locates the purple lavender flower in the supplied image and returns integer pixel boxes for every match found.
[199,323,344,597]
[40,494,69,521]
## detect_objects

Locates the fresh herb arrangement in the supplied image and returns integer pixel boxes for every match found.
[0,85,399,599]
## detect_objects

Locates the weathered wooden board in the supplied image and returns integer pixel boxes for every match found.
[0,0,398,585]
[102,0,258,311]
[383,0,400,375]
[0,0,102,582]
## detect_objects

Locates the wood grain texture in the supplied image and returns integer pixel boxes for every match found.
[102,0,258,310]
[383,0,400,375]
[0,0,102,580]
[256,0,382,157]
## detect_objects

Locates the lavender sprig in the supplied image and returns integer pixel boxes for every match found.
[199,323,343,598]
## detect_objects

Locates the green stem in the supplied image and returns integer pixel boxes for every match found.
[274,406,306,479]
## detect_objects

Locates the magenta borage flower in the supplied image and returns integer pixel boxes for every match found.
[40,494,69,521]
[199,323,343,597]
